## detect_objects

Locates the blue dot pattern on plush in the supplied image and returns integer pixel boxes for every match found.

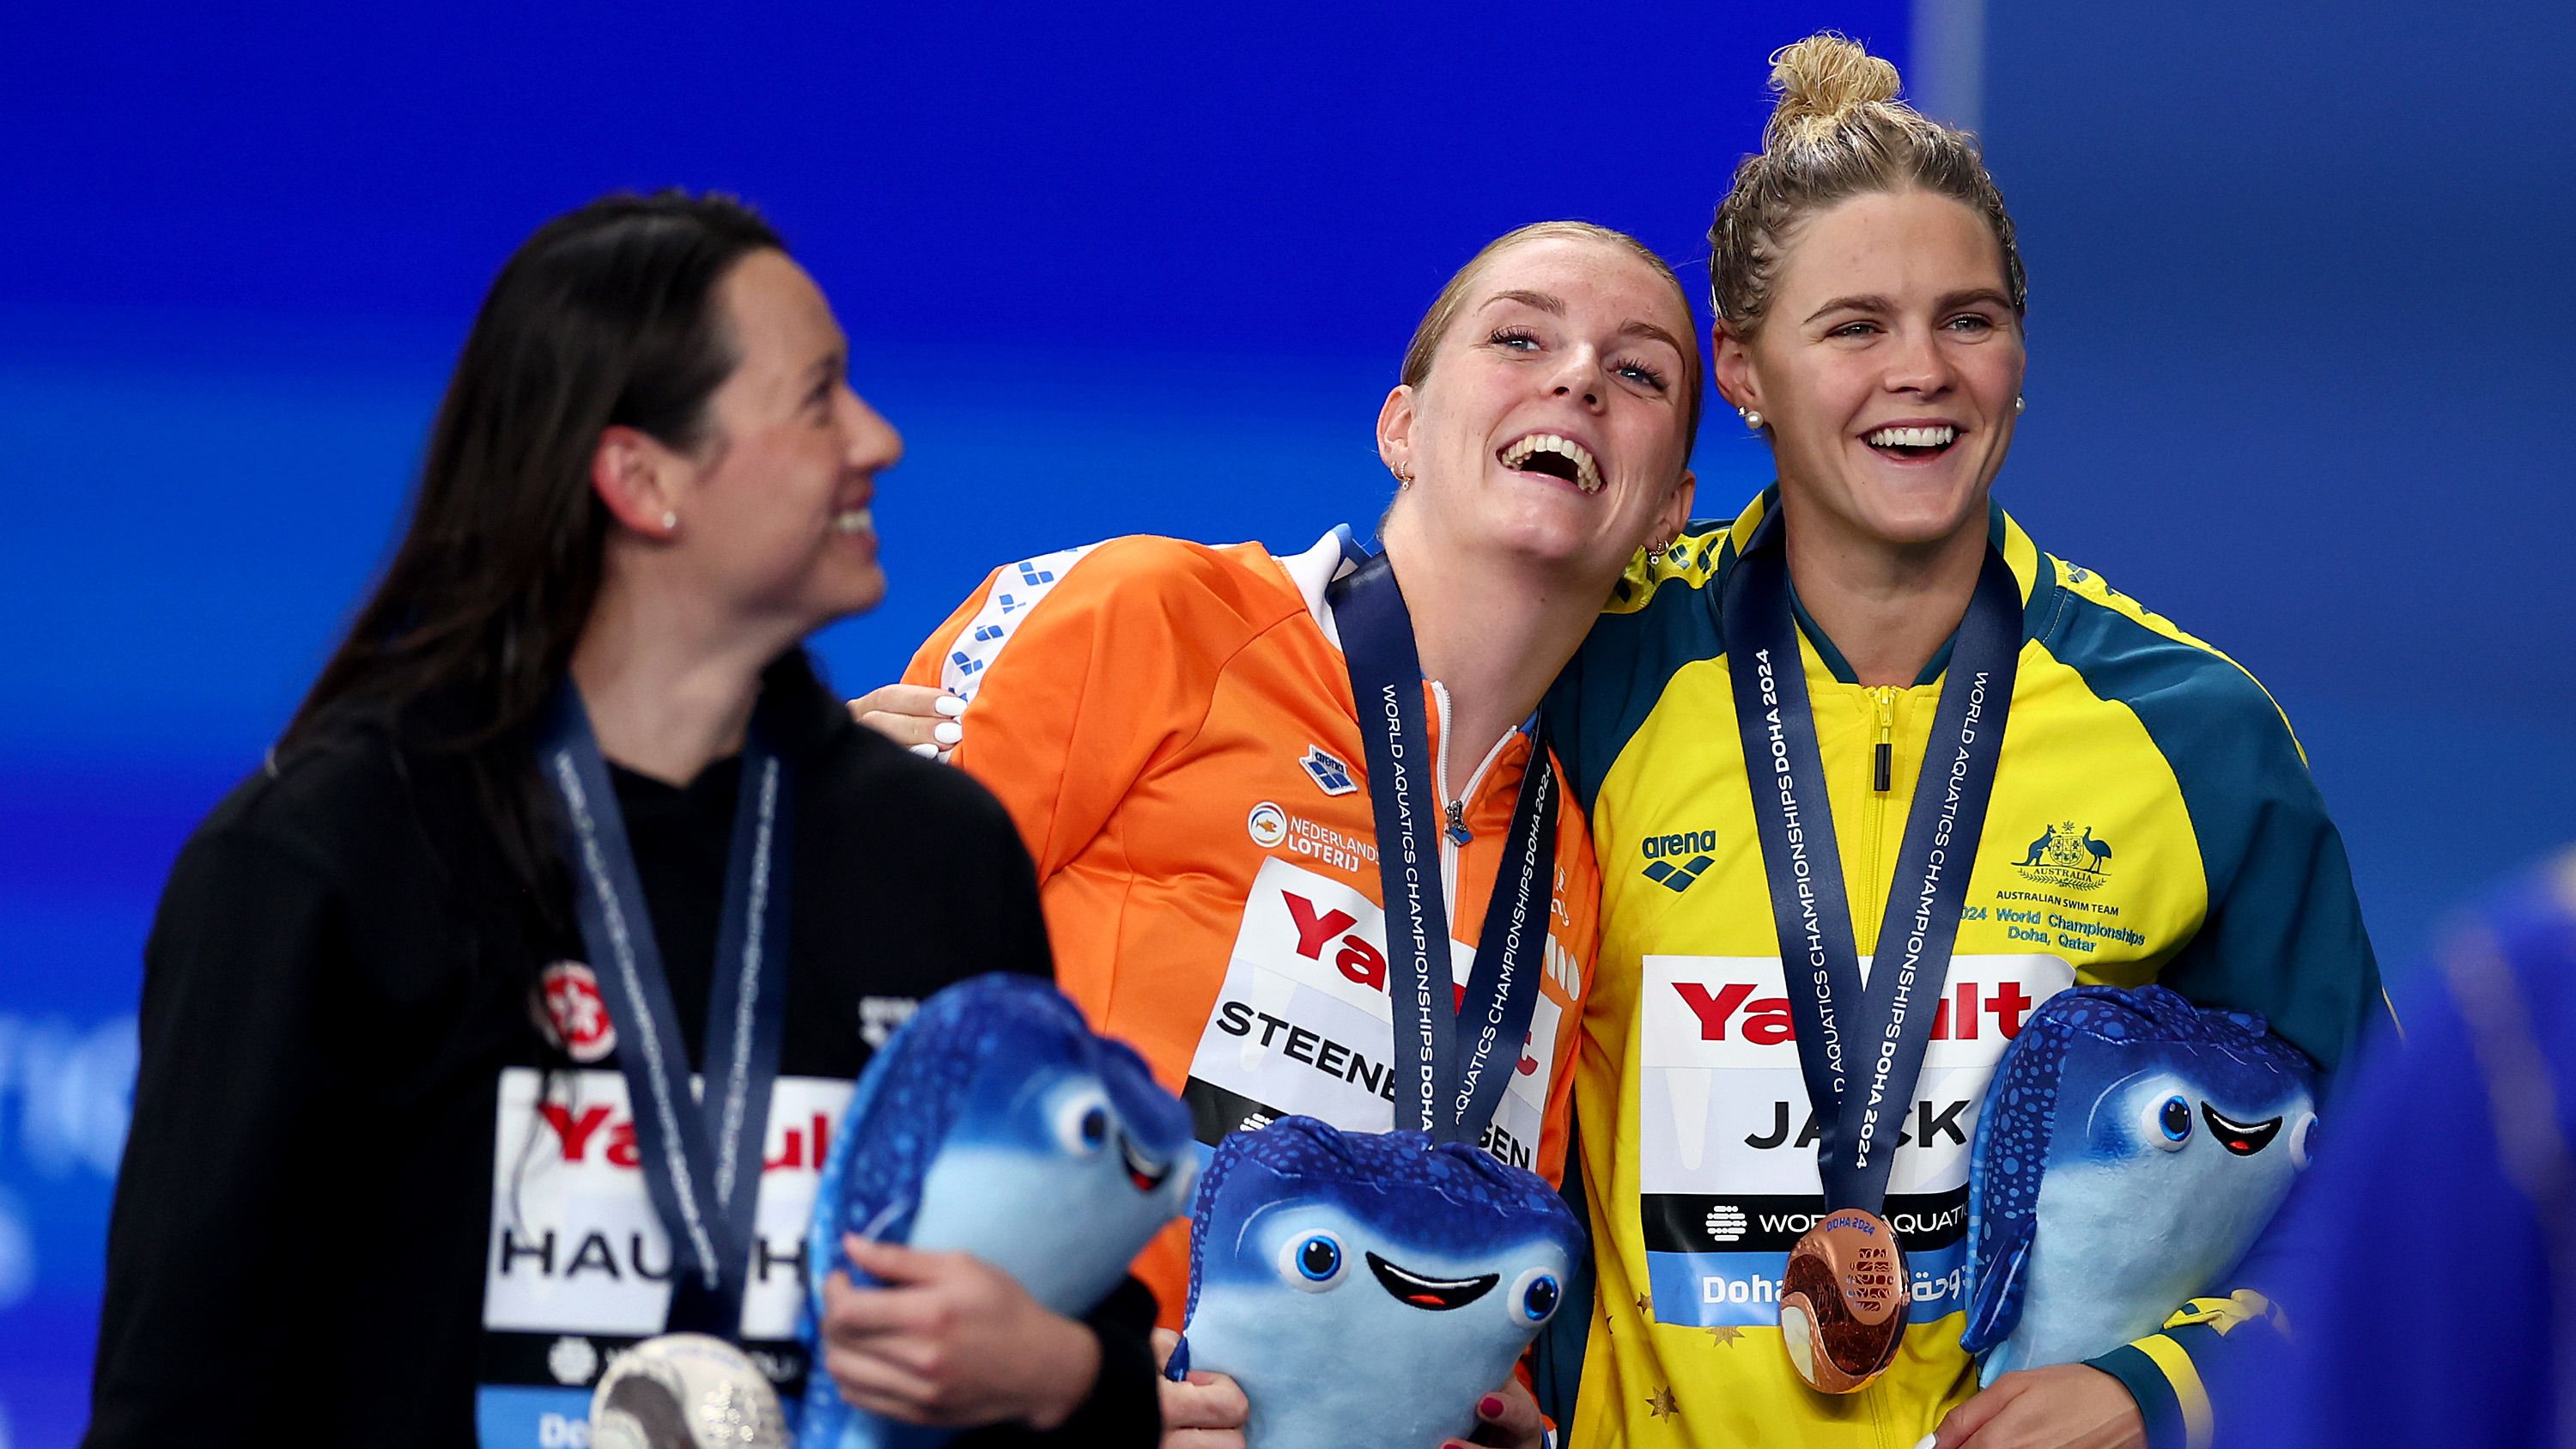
[796,973,1197,1449]
[1959,983,2319,1385]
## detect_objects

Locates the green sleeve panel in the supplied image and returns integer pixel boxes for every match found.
[2042,589,2384,1084]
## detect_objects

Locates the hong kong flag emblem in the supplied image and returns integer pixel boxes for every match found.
[537,960,617,1063]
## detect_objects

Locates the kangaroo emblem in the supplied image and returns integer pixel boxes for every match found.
[2016,825,2059,868]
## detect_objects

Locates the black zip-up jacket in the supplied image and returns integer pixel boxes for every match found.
[85,654,1159,1447]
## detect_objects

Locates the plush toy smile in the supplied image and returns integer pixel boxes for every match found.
[2197,1103,2284,1156]
[1170,1117,1586,1449]
[1366,1252,1498,1311]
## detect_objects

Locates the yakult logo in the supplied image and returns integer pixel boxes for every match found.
[1637,953,2075,1077]
[1674,978,2038,1045]
[1279,888,1538,1076]
[538,1101,838,1173]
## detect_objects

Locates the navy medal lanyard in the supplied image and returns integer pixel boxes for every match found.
[539,684,794,1338]
[1328,550,1557,1145]
[1722,512,2022,1215]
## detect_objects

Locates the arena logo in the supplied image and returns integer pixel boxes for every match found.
[1640,828,1718,859]
[1639,827,1718,892]
[2010,820,2115,892]
[1298,745,1358,796]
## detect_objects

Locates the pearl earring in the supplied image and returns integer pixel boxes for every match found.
[660,510,678,533]
[2014,395,2026,415]
[1742,408,1765,431]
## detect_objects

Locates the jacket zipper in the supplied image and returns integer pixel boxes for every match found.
[1864,687,1897,947]
[1427,680,1513,919]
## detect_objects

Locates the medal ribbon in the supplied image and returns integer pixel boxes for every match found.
[1723,512,2021,1213]
[540,685,794,1337]
[1329,549,1557,1144]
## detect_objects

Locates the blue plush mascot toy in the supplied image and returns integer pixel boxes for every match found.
[1165,1117,1585,1449]
[797,973,1197,1448]
[1959,983,2319,1384]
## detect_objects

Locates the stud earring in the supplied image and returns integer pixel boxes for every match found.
[1742,409,1765,431]
[660,510,678,533]
[2014,395,2026,415]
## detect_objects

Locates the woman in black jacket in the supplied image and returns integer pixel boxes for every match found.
[84,191,1157,1448]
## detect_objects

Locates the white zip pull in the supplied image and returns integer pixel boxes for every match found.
[1430,680,1463,912]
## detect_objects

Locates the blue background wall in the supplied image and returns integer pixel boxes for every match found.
[0,3,2567,1442]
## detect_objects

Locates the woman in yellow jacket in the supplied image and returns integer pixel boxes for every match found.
[1551,34,2382,1449]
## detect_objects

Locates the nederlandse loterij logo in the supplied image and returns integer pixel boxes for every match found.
[1640,827,1718,892]
[2011,820,2114,892]
[1248,801,1289,849]
[1299,745,1358,796]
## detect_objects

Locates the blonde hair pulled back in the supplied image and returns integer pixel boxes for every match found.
[1400,220,1705,457]
[1709,33,2026,337]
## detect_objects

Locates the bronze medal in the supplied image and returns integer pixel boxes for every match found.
[1777,1208,1909,1394]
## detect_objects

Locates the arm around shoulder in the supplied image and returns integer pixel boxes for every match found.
[898,538,1279,883]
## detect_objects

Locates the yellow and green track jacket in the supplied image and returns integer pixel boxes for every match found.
[1545,491,2383,1449]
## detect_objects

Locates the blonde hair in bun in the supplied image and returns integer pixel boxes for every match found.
[1710,31,2026,337]
[1765,33,1904,149]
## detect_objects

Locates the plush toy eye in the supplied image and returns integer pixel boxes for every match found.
[1276,1232,1347,1291]
[2162,1098,2193,1141]
[2140,1093,2192,1150]
[1506,1265,1563,1325]
[1050,1087,1112,1158]
[2287,1111,2320,1170]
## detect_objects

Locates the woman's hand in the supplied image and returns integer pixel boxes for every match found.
[848,685,963,756]
[1152,1327,1249,1449]
[1929,1364,2146,1449]
[819,1234,1100,1431]
[1442,1378,1545,1448]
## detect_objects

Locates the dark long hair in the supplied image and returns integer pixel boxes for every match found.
[284,190,785,904]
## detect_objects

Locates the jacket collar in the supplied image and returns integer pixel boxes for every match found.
[1710,485,2053,687]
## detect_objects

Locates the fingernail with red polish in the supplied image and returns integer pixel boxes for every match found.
[1479,1395,1505,1418]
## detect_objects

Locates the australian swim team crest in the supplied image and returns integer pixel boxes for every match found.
[2011,821,2115,892]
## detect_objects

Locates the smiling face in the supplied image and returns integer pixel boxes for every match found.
[1382,234,1698,581]
[659,249,902,632]
[1716,188,2024,558]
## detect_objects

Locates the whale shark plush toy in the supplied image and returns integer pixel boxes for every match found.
[1166,1117,1586,1449]
[1959,984,2320,1384]
[797,974,1197,1449]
